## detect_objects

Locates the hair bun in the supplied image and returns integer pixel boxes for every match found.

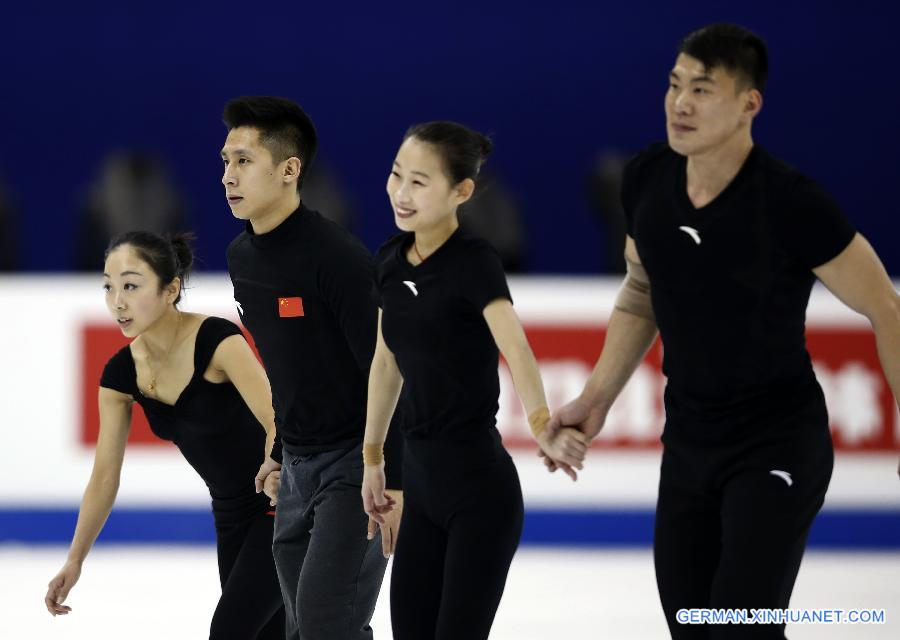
[168,231,196,276]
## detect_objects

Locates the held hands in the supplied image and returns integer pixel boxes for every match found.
[362,463,400,556]
[549,396,608,441]
[362,463,395,524]
[537,425,589,481]
[367,489,404,558]
[539,397,608,478]
[45,561,81,616]
[263,470,281,506]
[255,457,282,501]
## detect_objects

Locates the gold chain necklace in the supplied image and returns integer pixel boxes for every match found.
[145,312,181,396]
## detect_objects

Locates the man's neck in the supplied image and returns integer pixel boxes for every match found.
[685,134,754,209]
[250,193,302,235]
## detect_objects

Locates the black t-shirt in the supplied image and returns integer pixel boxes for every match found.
[100,316,270,523]
[228,205,403,487]
[622,143,856,433]
[375,229,511,441]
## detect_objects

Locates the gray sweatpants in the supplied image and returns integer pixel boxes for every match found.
[273,442,388,640]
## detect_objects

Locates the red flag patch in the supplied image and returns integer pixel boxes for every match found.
[278,297,304,317]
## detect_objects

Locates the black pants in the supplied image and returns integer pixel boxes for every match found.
[654,409,833,640]
[391,429,524,640]
[210,511,285,640]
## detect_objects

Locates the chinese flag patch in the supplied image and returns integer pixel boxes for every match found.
[278,297,304,318]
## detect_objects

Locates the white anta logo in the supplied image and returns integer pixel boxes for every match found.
[678,226,702,245]
[234,299,244,316]
[402,281,419,296]
[769,470,793,487]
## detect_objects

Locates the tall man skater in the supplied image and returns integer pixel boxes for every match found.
[222,96,403,639]
[550,24,900,639]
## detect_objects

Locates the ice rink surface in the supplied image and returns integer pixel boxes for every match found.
[6,546,897,639]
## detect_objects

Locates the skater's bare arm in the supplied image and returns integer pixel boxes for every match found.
[45,388,131,615]
[814,233,900,475]
[211,334,280,492]
[361,311,404,553]
[484,298,588,475]
[541,236,658,475]
[363,310,403,454]
[581,235,659,415]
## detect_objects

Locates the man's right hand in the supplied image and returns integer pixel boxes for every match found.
[540,396,608,475]
[548,396,608,440]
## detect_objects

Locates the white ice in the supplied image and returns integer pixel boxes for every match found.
[5,546,897,639]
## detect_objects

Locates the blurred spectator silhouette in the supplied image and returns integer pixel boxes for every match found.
[459,170,527,273]
[586,150,629,274]
[74,152,188,271]
[301,162,357,233]
[0,181,17,271]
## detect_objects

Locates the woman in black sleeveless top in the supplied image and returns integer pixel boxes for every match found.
[45,231,284,639]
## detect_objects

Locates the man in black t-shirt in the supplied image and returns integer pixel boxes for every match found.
[221,96,402,640]
[550,24,900,639]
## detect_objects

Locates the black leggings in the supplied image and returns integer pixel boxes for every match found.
[654,418,833,640]
[391,431,524,640]
[210,511,285,640]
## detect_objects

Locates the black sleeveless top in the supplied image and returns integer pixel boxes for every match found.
[100,316,271,524]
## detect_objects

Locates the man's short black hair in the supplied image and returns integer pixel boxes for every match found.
[679,23,768,94]
[223,96,318,190]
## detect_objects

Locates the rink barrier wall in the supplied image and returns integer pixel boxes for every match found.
[2,507,898,549]
[0,276,897,547]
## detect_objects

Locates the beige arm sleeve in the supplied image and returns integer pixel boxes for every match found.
[613,254,654,320]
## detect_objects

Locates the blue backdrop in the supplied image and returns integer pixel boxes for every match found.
[5,1,898,273]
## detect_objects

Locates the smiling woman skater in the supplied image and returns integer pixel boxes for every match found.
[360,121,588,640]
[44,231,284,640]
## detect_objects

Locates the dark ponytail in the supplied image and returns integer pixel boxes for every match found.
[106,230,196,305]
[404,121,493,185]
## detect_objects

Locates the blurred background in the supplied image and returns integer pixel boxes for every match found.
[1,2,898,638]
[1,1,897,274]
